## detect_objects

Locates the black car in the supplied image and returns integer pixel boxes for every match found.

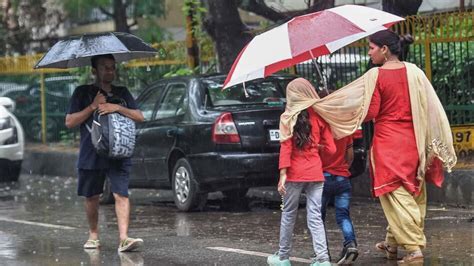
[101,74,367,211]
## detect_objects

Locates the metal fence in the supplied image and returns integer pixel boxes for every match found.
[0,11,472,143]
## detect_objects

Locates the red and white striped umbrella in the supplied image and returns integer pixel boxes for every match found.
[223,5,404,89]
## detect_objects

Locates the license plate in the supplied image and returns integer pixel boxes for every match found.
[451,125,474,165]
[269,129,280,141]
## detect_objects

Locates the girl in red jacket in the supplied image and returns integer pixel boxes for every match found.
[267,78,336,266]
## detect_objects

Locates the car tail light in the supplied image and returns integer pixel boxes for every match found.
[212,112,241,144]
[353,128,363,139]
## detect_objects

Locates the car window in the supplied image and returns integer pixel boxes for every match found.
[138,84,165,121]
[202,77,288,106]
[154,83,187,120]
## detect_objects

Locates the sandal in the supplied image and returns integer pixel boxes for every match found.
[375,241,398,260]
[397,251,424,265]
[83,239,100,249]
[118,237,144,252]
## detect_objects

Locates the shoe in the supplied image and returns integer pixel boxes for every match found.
[267,253,291,266]
[83,239,100,249]
[397,251,424,265]
[118,237,144,252]
[309,252,332,263]
[337,242,358,264]
[310,261,331,266]
[375,241,398,260]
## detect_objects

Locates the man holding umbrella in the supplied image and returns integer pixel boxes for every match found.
[65,54,145,252]
[35,32,155,252]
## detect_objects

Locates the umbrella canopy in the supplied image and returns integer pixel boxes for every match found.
[223,5,404,89]
[35,32,157,69]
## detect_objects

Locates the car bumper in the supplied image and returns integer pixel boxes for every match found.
[0,131,23,162]
[0,115,24,161]
[187,152,279,191]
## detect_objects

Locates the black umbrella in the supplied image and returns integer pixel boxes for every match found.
[34,32,157,69]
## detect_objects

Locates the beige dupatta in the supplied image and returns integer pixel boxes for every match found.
[280,62,456,182]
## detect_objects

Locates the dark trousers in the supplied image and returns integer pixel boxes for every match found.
[321,172,357,247]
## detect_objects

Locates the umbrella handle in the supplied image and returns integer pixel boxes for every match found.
[243,81,249,98]
[309,50,329,96]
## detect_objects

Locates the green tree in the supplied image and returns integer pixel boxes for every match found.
[63,0,166,35]
[0,0,66,55]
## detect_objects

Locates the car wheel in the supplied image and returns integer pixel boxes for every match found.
[0,161,22,182]
[172,158,207,212]
[99,178,115,204]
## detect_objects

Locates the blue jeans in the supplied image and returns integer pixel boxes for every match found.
[321,173,357,247]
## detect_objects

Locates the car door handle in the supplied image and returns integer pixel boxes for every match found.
[166,129,176,137]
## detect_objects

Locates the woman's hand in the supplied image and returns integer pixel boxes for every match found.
[278,173,287,196]
[98,103,121,115]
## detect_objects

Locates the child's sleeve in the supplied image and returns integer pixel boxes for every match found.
[346,136,354,150]
[319,118,337,156]
[279,138,292,169]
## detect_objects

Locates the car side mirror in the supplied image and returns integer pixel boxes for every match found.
[0,97,15,112]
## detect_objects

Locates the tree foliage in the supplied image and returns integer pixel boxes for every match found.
[0,0,65,55]
[202,0,338,73]
[63,0,166,36]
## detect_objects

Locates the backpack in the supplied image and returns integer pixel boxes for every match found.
[86,89,136,159]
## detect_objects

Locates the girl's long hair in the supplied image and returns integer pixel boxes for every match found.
[294,109,312,149]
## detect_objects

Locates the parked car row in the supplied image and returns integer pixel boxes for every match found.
[0,74,366,211]
[99,74,367,211]
[1,76,79,142]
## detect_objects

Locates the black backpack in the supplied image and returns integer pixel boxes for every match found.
[86,89,136,159]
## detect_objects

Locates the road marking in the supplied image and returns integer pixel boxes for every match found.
[206,247,312,263]
[0,217,76,230]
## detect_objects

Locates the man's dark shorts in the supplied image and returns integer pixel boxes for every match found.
[78,160,131,198]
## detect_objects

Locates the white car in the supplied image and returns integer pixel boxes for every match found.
[0,97,24,182]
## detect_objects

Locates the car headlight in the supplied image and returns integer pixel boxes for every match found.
[0,117,12,130]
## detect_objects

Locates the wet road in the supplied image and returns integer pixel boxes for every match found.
[0,175,472,265]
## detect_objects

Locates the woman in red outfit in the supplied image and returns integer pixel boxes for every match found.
[297,29,455,266]
[364,30,445,264]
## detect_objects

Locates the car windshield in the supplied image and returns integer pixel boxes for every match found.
[201,76,292,107]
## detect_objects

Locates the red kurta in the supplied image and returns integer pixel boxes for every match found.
[364,67,421,197]
[279,107,336,182]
